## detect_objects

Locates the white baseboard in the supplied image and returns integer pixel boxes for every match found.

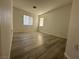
[39,31,67,39]
[64,52,71,59]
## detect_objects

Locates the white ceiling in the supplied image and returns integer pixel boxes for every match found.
[13,0,72,15]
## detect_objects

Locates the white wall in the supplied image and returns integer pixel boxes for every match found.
[39,4,72,38]
[0,0,13,59]
[65,0,79,59]
[13,7,37,32]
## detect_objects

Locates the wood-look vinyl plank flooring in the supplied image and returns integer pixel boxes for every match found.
[10,32,67,59]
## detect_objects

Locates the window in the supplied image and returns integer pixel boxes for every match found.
[39,18,44,26]
[23,15,33,25]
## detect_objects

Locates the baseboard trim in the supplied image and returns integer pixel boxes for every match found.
[39,31,67,39]
[64,53,71,59]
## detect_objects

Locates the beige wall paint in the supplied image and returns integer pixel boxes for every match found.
[0,0,13,59]
[33,14,39,31]
[0,6,1,57]
[39,4,72,38]
[0,22,1,58]
[13,7,36,32]
[65,0,79,59]
[0,1,1,57]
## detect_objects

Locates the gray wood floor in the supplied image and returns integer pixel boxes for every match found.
[10,32,67,59]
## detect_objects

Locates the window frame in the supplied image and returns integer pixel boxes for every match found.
[39,18,44,27]
[23,15,33,26]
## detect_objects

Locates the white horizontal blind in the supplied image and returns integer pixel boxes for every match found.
[23,15,33,25]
